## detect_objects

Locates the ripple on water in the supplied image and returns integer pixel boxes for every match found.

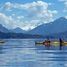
[0,39,67,67]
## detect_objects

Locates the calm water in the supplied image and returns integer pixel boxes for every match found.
[0,39,67,67]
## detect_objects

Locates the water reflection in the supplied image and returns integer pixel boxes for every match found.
[0,46,3,54]
[0,43,5,54]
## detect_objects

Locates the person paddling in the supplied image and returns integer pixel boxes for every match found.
[59,38,63,50]
[43,39,51,47]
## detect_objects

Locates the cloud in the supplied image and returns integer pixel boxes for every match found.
[0,12,38,30]
[0,13,17,29]
[3,2,13,11]
[17,16,24,19]
[4,1,48,10]
[0,1,58,30]
[65,16,67,19]
[50,10,58,14]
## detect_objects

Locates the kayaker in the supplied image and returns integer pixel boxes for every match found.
[43,39,51,47]
[59,38,63,50]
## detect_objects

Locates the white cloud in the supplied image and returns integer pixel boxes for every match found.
[17,16,24,19]
[0,13,17,29]
[3,1,48,10]
[0,13,38,30]
[12,14,16,16]
[65,16,67,19]
[3,2,13,11]
[0,1,58,30]
[51,10,58,14]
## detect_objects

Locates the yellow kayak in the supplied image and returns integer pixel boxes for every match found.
[35,41,67,46]
[51,41,67,46]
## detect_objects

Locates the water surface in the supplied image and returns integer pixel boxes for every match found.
[0,39,67,67]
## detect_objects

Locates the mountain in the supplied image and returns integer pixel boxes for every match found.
[11,27,26,33]
[0,17,67,39]
[0,25,42,39]
[0,24,26,33]
[0,32,43,39]
[0,24,9,33]
[28,17,67,36]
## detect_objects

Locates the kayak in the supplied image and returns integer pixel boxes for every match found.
[52,41,67,46]
[0,40,5,43]
[35,41,67,46]
[35,42,43,46]
[35,42,43,44]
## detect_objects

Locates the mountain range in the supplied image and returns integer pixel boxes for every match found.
[0,24,9,33]
[10,27,26,33]
[28,17,67,36]
[0,24,42,38]
[0,17,67,38]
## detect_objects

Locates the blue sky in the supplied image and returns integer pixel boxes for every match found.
[0,0,67,30]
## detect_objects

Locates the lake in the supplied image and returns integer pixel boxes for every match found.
[0,39,67,67]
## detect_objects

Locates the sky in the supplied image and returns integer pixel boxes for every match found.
[0,0,67,31]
